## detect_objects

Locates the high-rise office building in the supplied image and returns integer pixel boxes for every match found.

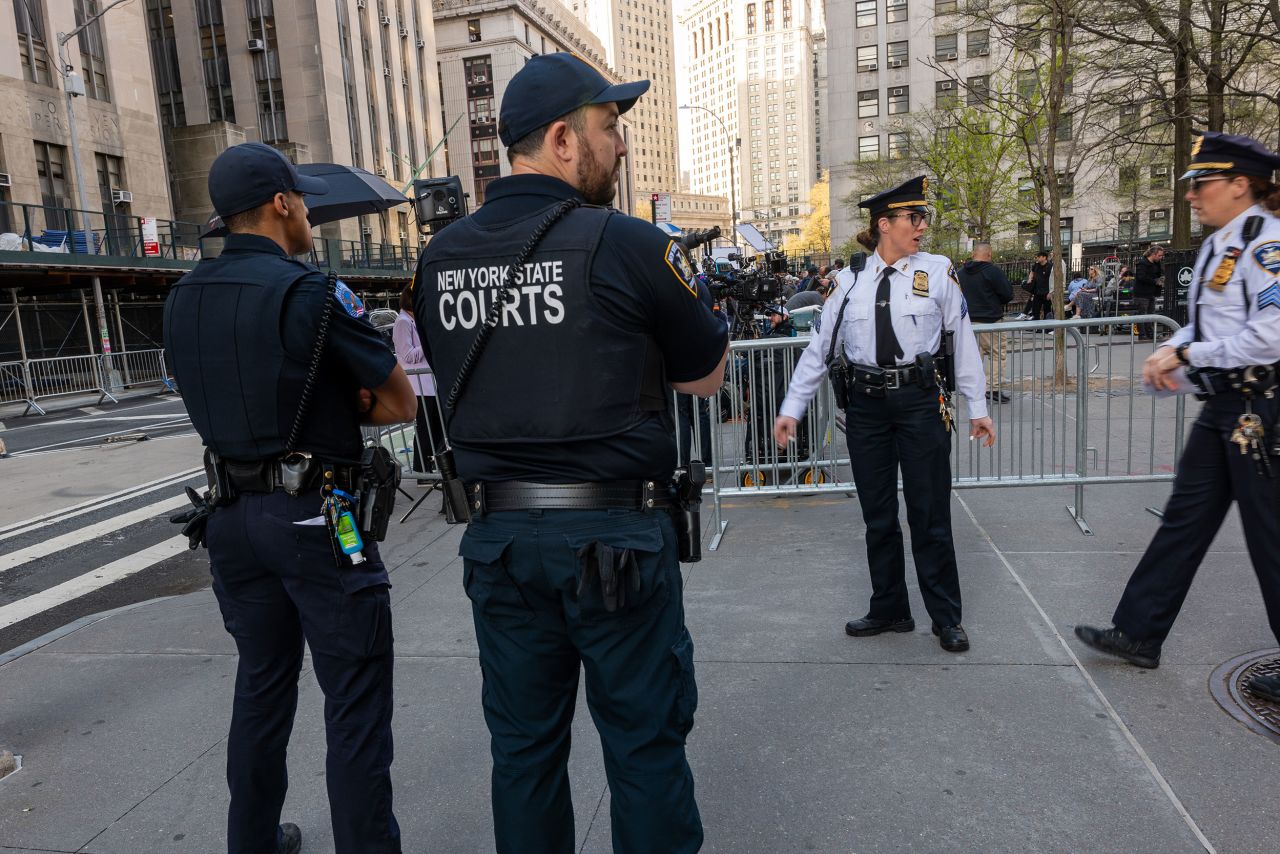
[141,0,447,251]
[2,0,173,235]
[680,0,822,249]
[566,0,680,213]
[432,0,635,214]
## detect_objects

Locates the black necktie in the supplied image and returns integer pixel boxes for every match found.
[875,268,903,367]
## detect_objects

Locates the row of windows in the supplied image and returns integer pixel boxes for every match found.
[14,0,113,101]
[856,0,909,28]
[745,0,795,34]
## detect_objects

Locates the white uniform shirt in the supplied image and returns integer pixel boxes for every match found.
[779,248,989,421]
[1167,204,1280,368]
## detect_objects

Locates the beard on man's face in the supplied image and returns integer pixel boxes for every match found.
[576,138,618,206]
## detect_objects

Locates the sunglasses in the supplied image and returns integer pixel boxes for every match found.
[1187,176,1235,193]
[886,212,930,227]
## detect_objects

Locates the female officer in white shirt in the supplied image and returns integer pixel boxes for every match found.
[1076,132,1280,707]
[773,175,996,653]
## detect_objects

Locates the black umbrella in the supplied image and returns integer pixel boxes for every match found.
[201,162,410,238]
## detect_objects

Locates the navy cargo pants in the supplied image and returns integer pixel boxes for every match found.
[206,489,401,854]
[459,508,702,854]
[845,385,963,627]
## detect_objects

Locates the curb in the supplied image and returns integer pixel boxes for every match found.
[0,596,177,668]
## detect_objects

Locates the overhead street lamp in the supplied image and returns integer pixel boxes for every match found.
[679,103,739,244]
[57,0,134,385]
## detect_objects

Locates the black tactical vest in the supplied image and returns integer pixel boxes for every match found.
[415,203,665,447]
[164,248,358,461]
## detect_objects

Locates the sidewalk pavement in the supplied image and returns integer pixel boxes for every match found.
[1,479,1277,853]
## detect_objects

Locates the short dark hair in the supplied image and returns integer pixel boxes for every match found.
[223,202,267,233]
[506,107,589,164]
[833,258,844,267]
[1035,250,1049,259]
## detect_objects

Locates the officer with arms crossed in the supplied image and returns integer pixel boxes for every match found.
[774,177,996,653]
[1076,133,1280,707]
[413,54,728,853]
[164,143,416,854]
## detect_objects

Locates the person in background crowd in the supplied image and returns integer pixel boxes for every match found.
[786,278,830,313]
[832,258,846,273]
[799,265,820,292]
[1069,265,1102,322]
[1023,251,1053,320]
[392,284,444,477]
[774,175,997,654]
[1067,270,1089,308]
[957,241,1014,403]
[1132,244,1166,339]
[1075,131,1280,709]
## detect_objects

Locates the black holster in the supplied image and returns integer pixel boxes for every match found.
[827,352,853,410]
[355,446,401,542]
[913,352,937,390]
[435,448,472,524]
[203,448,237,507]
[936,331,957,392]
[672,460,706,563]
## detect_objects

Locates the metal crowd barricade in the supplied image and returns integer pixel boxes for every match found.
[108,348,175,392]
[22,354,118,415]
[706,315,1185,547]
[0,359,37,413]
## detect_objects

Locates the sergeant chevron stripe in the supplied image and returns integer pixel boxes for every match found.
[1257,282,1280,310]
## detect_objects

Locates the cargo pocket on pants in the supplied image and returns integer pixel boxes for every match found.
[670,627,697,738]
[459,528,532,626]
[565,522,669,622]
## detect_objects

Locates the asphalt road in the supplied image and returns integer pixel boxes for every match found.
[0,393,210,657]
[0,394,194,457]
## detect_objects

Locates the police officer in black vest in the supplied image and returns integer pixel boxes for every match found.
[413,54,728,853]
[1076,133,1280,708]
[164,143,416,854]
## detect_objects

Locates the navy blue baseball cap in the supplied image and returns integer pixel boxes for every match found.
[498,53,650,147]
[207,142,329,218]
[1181,131,1280,180]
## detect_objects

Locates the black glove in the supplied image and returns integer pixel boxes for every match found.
[576,542,641,612]
[169,486,214,550]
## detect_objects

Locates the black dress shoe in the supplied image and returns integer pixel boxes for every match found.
[277,823,302,854]
[845,615,915,636]
[1246,673,1280,704]
[1074,625,1160,669]
[931,623,970,652]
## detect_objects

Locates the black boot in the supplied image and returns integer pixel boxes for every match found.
[1074,625,1160,669]
[845,615,915,636]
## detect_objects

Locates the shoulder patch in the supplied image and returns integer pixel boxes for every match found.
[948,265,960,286]
[912,270,930,298]
[1258,282,1280,311]
[664,241,698,298]
[334,279,365,318]
[1254,242,1280,275]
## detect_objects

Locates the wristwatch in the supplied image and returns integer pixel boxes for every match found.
[1174,343,1191,366]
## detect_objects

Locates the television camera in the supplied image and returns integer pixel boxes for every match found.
[672,225,787,336]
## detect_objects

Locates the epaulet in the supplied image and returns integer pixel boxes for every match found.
[1242,215,1264,243]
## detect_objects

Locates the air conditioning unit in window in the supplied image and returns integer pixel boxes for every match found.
[383,65,392,76]
[356,0,366,7]
[861,63,878,72]
[888,59,906,68]
[890,87,905,96]
[399,26,408,37]
[0,172,11,188]
[416,39,425,48]
[247,38,265,52]
[111,189,133,204]
[375,168,387,177]
[941,51,957,60]
[974,47,990,56]
[380,15,391,26]
[939,80,955,90]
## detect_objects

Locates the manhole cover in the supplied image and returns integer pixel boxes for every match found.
[1210,648,1280,743]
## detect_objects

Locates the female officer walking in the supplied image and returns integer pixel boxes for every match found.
[773,176,996,652]
[1076,132,1280,706]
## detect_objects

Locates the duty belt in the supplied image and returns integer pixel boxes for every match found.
[852,363,926,392]
[224,456,360,494]
[1188,363,1280,400]
[468,479,676,515]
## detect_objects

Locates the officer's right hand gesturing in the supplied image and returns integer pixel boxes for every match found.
[774,415,798,448]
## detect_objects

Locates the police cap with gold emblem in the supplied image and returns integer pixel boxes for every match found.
[1181,131,1280,181]
[859,175,930,218]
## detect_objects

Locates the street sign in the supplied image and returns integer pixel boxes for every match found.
[1177,266,1194,287]
[651,192,672,224]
